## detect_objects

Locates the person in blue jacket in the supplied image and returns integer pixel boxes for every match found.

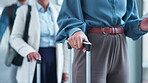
[0,0,28,43]
[0,0,28,82]
[56,0,148,83]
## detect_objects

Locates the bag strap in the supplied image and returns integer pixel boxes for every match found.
[8,6,13,19]
[23,5,32,42]
[8,6,13,32]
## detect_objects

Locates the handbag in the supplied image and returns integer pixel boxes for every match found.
[5,5,32,67]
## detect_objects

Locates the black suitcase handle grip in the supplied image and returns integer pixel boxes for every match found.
[82,41,92,51]
[37,59,41,64]
[67,43,72,49]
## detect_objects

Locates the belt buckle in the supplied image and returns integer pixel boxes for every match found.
[101,28,106,34]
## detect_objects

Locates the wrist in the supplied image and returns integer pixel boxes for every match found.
[73,30,83,34]
[68,28,82,37]
[139,22,144,31]
[139,18,148,31]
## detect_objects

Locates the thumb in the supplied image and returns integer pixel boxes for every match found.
[82,48,86,53]
[83,36,88,41]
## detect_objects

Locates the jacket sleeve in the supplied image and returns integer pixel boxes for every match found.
[56,0,86,43]
[10,5,36,57]
[0,7,9,42]
[123,0,148,40]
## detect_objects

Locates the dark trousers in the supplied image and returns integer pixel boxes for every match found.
[72,33,129,83]
[33,47,57,83]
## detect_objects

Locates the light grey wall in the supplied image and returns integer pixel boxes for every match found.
[128,0,143,83]
[0,0,16,7]
[128,38,142,83]
[0,0,36,8]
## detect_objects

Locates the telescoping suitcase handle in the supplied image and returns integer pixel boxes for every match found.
[27,58,41,83]
[36,59,41,83]
[82,41,92,83]
[67,43,73,83]
[67,41,92,83]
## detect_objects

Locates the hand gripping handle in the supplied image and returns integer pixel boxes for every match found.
[67,41,92,50]
[82,41,92,51]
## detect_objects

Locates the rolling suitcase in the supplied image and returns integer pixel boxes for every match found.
[67,41,92,83]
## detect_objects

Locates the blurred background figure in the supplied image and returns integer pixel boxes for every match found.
[0,0,28,83]
[10,0,69,83]
[0,0,28,43]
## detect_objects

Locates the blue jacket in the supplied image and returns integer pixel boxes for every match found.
[0,3,18,42]
[56,0,148,43]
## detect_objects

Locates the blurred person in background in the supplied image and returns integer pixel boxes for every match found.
[0,0,28,43]
[10,0,69,83]
[0,0,28,83]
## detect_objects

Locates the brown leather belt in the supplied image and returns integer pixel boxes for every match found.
[88,27,124,34]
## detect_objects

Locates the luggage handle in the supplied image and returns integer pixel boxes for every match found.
[67,41,92,83]
[67,41,92,50]
[82,41,92,51]
[27,57,41,64]
[27,57,41,83]
[36,59,41,83]
[36,59,41,64]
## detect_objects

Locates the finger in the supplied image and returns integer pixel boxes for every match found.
[80,37,88,51]
[27,55,31,62]
[71,37,76,48]
[36,53,41,60]
[68,37,74,48]
[34,53,39,60]
[72,36,78,49]
[32,53,39,61]
[63,77,68,82]
[30,53,36,61]
[65,73,69,81]
[82,47,86,53]
[83,36,89,41]
[62,73,68,82]
[37,53,41,59]
[28,54,33,62]
[77,37,83,49]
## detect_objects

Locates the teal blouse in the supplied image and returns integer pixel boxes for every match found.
[56,0,148,43]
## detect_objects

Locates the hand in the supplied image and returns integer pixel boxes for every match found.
[62,73,69,82]
[27,52,41,62]
[140,18,148,31]
[68,31,88,52]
